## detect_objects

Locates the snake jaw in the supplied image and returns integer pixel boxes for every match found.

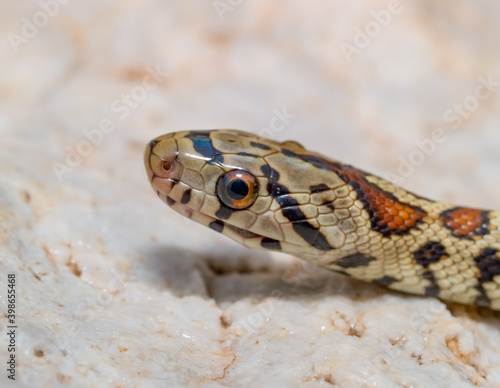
[160,194,265,246]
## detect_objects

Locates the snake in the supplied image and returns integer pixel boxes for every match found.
[144,129,500,310]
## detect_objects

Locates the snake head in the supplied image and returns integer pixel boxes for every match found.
[145,130,500,310]
[144,130,360,262]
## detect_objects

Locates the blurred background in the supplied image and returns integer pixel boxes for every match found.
[1,1,500,387]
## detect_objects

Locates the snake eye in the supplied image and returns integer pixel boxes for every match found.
[217,170,259,210]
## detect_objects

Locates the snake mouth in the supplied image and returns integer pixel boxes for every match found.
[159,192,272,247]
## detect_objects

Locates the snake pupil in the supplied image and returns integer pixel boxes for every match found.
[228,179,249,200]
[217,170,258,210]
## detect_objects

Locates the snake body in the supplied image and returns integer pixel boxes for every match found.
[145,130,500,310]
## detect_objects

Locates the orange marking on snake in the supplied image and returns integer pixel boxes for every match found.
[335,165,426,236]
[441,207,489,238]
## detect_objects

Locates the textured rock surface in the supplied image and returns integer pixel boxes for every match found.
[1,1,500,387]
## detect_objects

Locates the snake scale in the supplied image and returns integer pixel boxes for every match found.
[144,130,500,310]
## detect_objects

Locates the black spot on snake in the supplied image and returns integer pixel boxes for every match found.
[336,253,376,268]
[166,197,175,206]
[261,237,281,250]
[250,141,271,150]
[474,285,491,308]
[215,202,236,220]
[276,194,297,208]
[292,221,332,251]
[422,271,440,297]
[413,241,447,268]
[209,220,224,233]
[270,183,290,198]
[474,247,500,283]
[373,275,397,287]
[261,164,272,177]
[237,228,258,239]
[322,200,334,211]
[310,184,330,194]
[281,148,299,158]
[180,189,191,204]
[301,154,336,172]
[236,152,259,158]
[264,167,290,197]
[281,206,307,222]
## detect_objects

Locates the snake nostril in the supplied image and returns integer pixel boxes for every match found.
[149,140,159,149]
[161,161,173,172]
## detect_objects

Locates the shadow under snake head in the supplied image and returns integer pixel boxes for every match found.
[145,129,500,310]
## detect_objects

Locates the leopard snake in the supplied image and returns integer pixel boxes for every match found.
[144,130,500,310]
